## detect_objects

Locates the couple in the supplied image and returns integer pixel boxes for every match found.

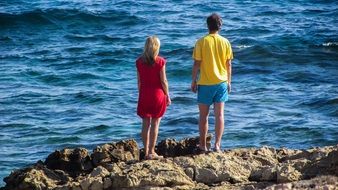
[136,13,233,160]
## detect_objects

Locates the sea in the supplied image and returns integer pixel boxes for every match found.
[0,0,337,186]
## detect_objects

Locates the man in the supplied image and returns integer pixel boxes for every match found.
[191,13,233,152]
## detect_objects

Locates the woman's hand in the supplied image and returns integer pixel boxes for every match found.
[167,95,171,106]
[191,81,197,93]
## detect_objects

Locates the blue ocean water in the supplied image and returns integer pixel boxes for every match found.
[0,0,338,186]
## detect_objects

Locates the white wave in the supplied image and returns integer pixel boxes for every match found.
[235,45,253,49]
[322,42,338,47]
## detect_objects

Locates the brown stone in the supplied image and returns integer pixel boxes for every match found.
[2,137,338,190]
[276,164,302,183]
[91,139,139,167]
[156,134,212,157]
[3,162,70,190]
[110,160,194,188]
[45,148,93,177]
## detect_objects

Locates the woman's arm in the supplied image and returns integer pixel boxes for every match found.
[137,70,140,91]
[160,65,171,105]
[225,59,232,93]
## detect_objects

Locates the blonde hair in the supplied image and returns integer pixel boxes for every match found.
[142,36,160,65]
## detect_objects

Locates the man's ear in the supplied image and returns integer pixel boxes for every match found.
[218,18,223,28]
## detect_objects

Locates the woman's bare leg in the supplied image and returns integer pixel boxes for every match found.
[141,117,151,156]
[149,117,161,154]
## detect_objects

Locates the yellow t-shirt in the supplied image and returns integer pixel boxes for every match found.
[192,34,233,85]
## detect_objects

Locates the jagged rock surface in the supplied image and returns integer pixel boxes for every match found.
[156,134,213,157]
[45,148,92,177]
[1,136,338,190]
[91,139,139,167]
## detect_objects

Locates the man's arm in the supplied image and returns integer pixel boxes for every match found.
[225,59,232,93]
[191,60,201,93]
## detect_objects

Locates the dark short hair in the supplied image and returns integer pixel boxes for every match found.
[207,13,222,31]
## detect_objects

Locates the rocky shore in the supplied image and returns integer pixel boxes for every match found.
[1,135,337,190]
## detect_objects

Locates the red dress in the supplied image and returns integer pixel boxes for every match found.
[136,56,167,118]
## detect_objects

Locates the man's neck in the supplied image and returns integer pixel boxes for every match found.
[209,30,219,34]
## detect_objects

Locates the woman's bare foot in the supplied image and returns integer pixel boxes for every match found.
[146,153,164,160]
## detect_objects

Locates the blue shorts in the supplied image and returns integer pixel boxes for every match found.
[197,82,228,105]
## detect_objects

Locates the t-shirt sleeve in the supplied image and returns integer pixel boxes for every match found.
[225,40,233,60]
[158,57,166,70]
[161,58,166,68]
[192,40,202,61]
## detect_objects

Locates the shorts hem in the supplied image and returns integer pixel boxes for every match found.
[214,99,229,103]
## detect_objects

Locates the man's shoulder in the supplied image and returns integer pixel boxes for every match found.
[217,35,230,43]
[196,35,207,44]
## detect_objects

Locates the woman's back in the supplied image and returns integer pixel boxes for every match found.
[136,56,165,90]
[136,56,167,118]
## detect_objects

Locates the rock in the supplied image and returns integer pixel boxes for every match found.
[89,166,109,178]
[111,160,194,188]
[78,177,104,190]
[3,163,70,190]
[195,168,218,184]
[290,159,309,172]
[80,177,93,190]
[264,183,292,190]
[45,148,92,177]
[184,167,194,179]
[2,137,338,190]
[253,146,278,166]
[72,186,81,190]
[250,165,277,182]
[156,138,179,158]
[103,177,112,189]
[70,182,81,190]
[173,156,195,168]
[89,178,103,190]
[276,148,304,162]
[276,164,302,183]
[156,134,212,157]
[278,145,335,164]
[264,175,338,190]
[260,166,277,182]
[91,139,139,167]
[302,147,338,178]
[55,185,70,190]
[174,152,252,184]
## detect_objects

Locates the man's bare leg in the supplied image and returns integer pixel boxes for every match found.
[199,104,210,151]
[214,102,224,150]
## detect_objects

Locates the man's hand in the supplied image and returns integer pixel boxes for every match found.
[191,81,197,93]
[191,60,200,93]
[227,83,231,93]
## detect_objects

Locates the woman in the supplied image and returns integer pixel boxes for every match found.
[136,36,171,160]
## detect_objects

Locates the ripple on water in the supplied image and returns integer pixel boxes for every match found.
[76,125,110,134]
[1,0,338,187]
[45,136,81,144]
[171,96,195,105]
[297,97,338,117]
[164,117,198,126]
